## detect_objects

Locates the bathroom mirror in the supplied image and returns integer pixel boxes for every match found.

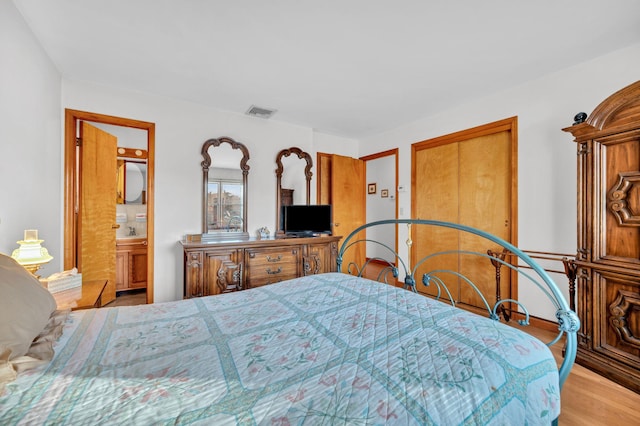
[202,137,250,238]
[275,147,313,233]
[116,148,147,205]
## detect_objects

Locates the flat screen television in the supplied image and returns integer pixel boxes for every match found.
[282,204,332,237]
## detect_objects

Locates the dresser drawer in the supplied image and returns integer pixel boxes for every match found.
[245,246,300,287]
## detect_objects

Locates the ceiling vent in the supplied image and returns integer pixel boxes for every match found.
[245,105,277,119]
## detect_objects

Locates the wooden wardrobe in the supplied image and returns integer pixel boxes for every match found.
[563,80,640,393]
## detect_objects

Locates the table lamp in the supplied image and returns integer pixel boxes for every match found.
[11,229,53,277]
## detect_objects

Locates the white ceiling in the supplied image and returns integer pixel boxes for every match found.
[13,0,640,139]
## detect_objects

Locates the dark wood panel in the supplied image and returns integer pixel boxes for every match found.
[603,138,640,260]
[597,271,640,363]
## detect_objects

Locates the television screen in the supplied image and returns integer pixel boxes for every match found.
[282,204,332,237]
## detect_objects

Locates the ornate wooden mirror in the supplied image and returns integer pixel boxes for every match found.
[202,137,250,239]
[275,147,313,234]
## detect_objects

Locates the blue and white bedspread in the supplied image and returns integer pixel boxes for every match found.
[1,273,560,425]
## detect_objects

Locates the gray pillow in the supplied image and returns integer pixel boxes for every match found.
[0,253,56,361]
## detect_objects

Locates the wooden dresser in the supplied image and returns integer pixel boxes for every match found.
[180,235,340,298]
[563,80,640,393]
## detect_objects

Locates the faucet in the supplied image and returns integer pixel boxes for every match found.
[128,226,137,236]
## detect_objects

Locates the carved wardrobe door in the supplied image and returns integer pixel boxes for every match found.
[563,80,640,393]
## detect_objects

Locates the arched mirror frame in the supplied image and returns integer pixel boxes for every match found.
[202,137,250,236]
[275,147,313,233]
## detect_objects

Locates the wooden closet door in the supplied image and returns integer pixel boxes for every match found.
[412,142,460,299]
[412,118,516,308]
[458,132,511,308]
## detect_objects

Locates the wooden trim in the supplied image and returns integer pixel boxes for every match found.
[365,257,396,267]
[117,147,148,159]
[63,111,77,268]
[316,152,332,204]
[509,117,519,302]
[512,312,559,333]
[64,109,156,304]
[360,148,398,162]
[146,124,155,304]
[412,117,517,151]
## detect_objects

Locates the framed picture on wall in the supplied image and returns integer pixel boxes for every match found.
[381,189,389,198]
[367,183,377,194]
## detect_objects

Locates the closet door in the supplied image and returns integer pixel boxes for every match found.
[458,132,511,308]
[412,118,516,308]
[412,142,460,299]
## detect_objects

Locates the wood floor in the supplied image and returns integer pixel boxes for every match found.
[105,289,147,307]
[109,284,640,424]
[523,326,640,425]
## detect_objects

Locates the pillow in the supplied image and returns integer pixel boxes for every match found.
[0,253,56,362]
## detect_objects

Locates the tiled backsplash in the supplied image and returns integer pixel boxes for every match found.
[116,204,147,238]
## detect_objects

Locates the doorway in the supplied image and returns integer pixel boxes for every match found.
[63,109,155,304]
[316,150,399,275]
[361,149,399,268]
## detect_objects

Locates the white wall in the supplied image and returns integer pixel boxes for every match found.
[61,80,357,301]
[359,42,640,318]
[365,156,396,262]
[0,1,61,276]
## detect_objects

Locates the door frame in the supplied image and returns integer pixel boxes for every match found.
[360,148,399,266]
[316,150,399,277]
[63,109,156,303]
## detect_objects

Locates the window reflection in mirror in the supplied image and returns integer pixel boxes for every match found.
[202,137,250,237]
[207,170,243,231]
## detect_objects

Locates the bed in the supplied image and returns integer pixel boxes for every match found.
[0,219,579,425]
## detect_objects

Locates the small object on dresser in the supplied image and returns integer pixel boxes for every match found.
[183,233,202,243]
[257,226,270,239]
[41,268,82,293]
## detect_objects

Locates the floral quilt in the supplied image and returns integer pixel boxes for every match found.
[1,273,559,425]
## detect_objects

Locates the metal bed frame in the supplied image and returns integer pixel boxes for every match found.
[336,219,580,395]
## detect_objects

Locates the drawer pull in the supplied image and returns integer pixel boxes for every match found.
[266,267,282,275]
[266,255,282,262]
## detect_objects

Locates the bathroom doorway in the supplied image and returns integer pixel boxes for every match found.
[63,109,155,305]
